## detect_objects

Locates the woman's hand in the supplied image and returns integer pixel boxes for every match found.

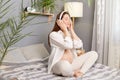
[68,19,81,40]
[57,20,70,37]
[56,20,68,32]
[68,19,74,32]
[77,49,85,56]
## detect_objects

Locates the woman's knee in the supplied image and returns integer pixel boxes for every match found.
[87,51,98,60]
[90,51,98,59]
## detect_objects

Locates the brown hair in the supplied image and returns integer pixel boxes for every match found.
[48,11,70,46]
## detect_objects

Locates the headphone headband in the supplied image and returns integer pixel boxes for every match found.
[59,11,67,20]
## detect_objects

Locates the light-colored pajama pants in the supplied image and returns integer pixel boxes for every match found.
[52,51,98,77]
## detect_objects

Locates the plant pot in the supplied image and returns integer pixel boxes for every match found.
[43,7,51,13]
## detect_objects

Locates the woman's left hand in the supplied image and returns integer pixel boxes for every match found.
[68,20,74,32]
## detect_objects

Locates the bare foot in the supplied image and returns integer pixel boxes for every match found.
[73,70,84,78]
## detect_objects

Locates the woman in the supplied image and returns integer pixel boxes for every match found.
[48,11,98,78]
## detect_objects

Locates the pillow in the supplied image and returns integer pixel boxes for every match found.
[2,47,27,63]
[21,43,49,61]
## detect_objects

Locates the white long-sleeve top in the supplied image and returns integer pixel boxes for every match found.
[48,30,83,74]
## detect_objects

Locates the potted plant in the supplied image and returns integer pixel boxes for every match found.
[36,0,55,13]
[0,0,33,65]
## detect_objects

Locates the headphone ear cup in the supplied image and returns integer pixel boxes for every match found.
[58,18,61,20]
[59,14,62,20]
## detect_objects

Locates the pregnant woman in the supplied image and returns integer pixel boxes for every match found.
[48,11,98,78]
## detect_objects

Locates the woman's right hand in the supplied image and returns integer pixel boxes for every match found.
[56,20,68,32]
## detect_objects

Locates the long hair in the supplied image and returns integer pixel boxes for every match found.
[48,11,70,46]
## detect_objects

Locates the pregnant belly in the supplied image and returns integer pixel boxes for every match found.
[61,49,73,64]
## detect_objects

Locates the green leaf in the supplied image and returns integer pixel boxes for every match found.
[10,33,31,46]
[0,38,7,48]
[0,11,8,19]
[9,19,16,34]
[3,32,9,44]
[1,0,11,7]
[0,20,9,32]
[0,4,12,13]
[0,0,12,12]
[0,48,4,54]
[6,31,12,40]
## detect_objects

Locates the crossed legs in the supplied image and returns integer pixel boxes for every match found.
[52,51,98,77]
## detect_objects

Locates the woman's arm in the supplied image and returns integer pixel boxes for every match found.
[50,32,73,49]
[69,20,80,40]
[71,29,83,48]
[69,21,83,48]
[70,28,80,40]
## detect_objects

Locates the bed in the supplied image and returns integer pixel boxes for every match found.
[0,43,120,80]
[0,59,120,80]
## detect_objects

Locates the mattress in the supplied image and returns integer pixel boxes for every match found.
[0,60,120,80]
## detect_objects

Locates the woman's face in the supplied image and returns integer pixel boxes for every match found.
[62,14,71,28]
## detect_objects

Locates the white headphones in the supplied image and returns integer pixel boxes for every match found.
[59,11,67,20]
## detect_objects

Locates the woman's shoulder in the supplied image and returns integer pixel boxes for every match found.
[50,30,63,37]
[50,30,62,35]
[50,31,58,36]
